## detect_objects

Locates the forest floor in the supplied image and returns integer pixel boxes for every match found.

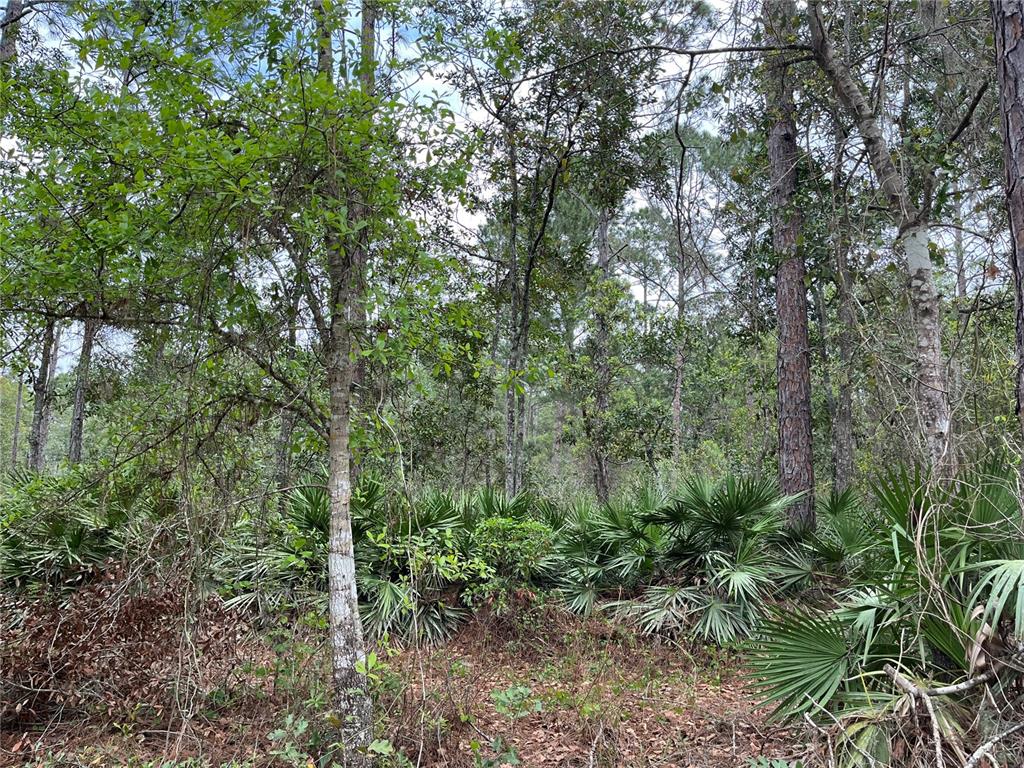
[2,592,803,768]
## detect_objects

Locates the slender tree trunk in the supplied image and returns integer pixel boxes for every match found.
[315,1,374,759]
[834,242,856,491]
[590,207,613,503]
[508,255,535,497]
[29,321,59,473]
[766,0,815,529]
[552,396,566,476]
[11,376,23,468]
[505,318,528,496]
[514,367,527,493]
[813,283,836,431]
[829,116,857,492]
[503,117,522,497]
[993,0,1024,452]
[809,0,953,473]
[670,117,689,465]
[671,240,686,463]
[274,295,300,505]
[68,319,98,463]
[504,359,518,495]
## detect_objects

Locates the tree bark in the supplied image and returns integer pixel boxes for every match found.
[992,0,1024,452]
[503,117,523,497]
[671,237,685,463]
[28,321,59,473]
[315,1,374,759]
[274,294,300,506]
[834,241,856,491]
[0,0,22,66]
[809,0,953,473]
[505,319,527,496]
[68,318,98,463]
[590,207,613,503]
[766,0,815,529]
[11,376,23,468]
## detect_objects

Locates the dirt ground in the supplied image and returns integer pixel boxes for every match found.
[2,596,805,767]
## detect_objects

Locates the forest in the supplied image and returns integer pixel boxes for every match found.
[3,0,1024,766]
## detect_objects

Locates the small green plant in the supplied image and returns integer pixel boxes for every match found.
[471,737,520,767]
[490,685,542,719]
[267,714,312,768]
[745,759,803,768]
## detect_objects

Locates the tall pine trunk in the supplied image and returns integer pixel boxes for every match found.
[993,0,1024,452]
[0,0,22,65]
[68,318,98,463]
[809,0,953,473]
[766,0,815,529]
[505,323,527,496]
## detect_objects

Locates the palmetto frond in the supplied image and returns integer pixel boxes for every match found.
[749,608,851,719]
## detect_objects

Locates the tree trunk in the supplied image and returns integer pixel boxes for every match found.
[993,0,1024,452]
[514,365,527,493]
[274,295,300,506]
[590,207,613,503]
[505,328,527,496]
[315,1,374,760]
[809,0,953,473]
[903,224,952,469]
[68,318,98,463]
[503,116,523,497]
[504,368,518,495]
[813,282,836,443]
[766,0,815,529]
[28,321,59,473]
[325,313,371,761]
[11,376,23,468]
[834,242,856,491]
[0,0,22,65]
[671,238,685,463]
[552,396,566,477]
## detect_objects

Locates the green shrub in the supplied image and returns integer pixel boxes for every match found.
[750,459,1024,766]
[473,516,553,581]
[0,465,175,592]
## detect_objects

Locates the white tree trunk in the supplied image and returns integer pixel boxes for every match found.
[809,0,953,472]
[902,225,952,469]
[314,0,374,760]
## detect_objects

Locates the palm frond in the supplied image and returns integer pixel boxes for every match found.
[750,609,851,719]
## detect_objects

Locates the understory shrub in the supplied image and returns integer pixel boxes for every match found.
[750,459,1024,767]
[216,473,805,646]
[0,464,179,593]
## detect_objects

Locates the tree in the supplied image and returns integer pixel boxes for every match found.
[68,318,98,462]
[316,1,376,754]
[0,0,22,65]
[27,320,60,472]
[808,0,954,473]
[765,0,815,528]
[993,0,1024,453]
